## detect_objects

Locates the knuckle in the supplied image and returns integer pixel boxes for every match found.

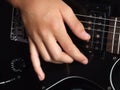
[52,52,62,62]
[43,56,51,62]
[65,6,73,14]
[63,42,74,52]
[50,19,60,31]
[65,44,78,55]
[66,60,73,64]
[30,52,38,61]
[66,46,74,53]
[73,21,84,33]
[39,27,49,37]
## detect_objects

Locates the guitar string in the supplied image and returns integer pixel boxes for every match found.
[75,14,120,35]
[80,38,119,52]
[77,28,120,46]
[84,26,120,52]
[75,14,120,23]
[80,15,120,46]
[85,28,120,41]
[81,20,120,29]
[81,21,120,34]
[75,14,120,51]
[77,32,118,44]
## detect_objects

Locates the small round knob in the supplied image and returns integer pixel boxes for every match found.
[11,58,26,72]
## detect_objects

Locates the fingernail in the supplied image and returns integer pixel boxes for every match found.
[38,75,44,81]
[82,58,88,64]
[81,31,91,40]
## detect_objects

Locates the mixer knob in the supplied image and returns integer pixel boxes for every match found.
[11,58,26,72]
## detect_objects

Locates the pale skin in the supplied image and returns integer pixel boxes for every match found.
[8,0,90,81]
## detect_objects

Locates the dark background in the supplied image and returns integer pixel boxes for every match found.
[0,0,120,90]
